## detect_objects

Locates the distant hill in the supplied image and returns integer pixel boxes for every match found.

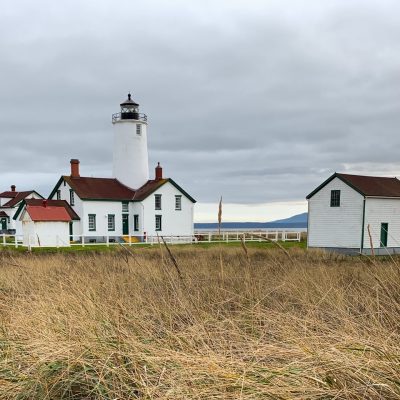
[194,212,308,230]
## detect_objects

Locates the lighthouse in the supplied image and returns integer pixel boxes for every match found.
[112,93,149,189]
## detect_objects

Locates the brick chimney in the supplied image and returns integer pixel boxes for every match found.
[155,162,162,180]
[42,199,48,208]
[70,159,80,178]
[11,185,16,192]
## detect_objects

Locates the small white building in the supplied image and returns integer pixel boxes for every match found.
[48,93,196,242]
[16,199,80,247]
[0,186,43,235]
[307,172,400,255]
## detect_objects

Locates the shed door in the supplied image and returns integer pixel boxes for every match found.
[380,223,388,247]
[0,218,7,230]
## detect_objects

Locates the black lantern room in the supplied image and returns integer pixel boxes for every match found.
[120,93,139,120]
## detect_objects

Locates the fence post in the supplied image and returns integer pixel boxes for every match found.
[106,236,109,247]
[56,235,59,249]
[2,234,5,246]
[275,231,278,241]
[283,231,286,242]
[128,234,131,246]
[82,235,85,247]
[15,235,18,248]
[208,233,211,242]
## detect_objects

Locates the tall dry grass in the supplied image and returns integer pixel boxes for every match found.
[0,246,399,399]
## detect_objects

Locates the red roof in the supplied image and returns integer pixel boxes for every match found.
[337,174,400,197]
[133,179,169,200]
[0,191,18,198]
[0,211,9,218]
[307,173,400,199]
[64,176,135,200]
[24,199,80,220]
[25,205,72,222]
[1,191,40,208]
[50,176,196,203]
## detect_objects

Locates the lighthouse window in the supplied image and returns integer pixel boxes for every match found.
[136,124,142,135]
[155,215,162,231]
[175,195,182,210]
[155,194,162,210]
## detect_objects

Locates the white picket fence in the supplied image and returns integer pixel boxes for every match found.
[0,230,303,249]
[194,230,302,243]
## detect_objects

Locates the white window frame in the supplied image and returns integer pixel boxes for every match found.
[155,215,162,231]
[88,214,96,231]
[134,214,139,231]
[108,214,115,231]
[122,202,129,212]
[175,195,182,211]
[155,194,162,210]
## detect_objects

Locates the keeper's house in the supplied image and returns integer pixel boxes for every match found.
[307,173,400,255]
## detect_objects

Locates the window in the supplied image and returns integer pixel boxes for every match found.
[108,214,115,231]
[330,190,340,207]
[88,214,96,231]
[70,190,75,206]
[380,223,388,247]
[155,194,162,210]
[56,190,61,200]
[122,201,129,212]
[155,215,162,231]
[136,124,142,135]
[134,214,139,231]
[175,195,182,210]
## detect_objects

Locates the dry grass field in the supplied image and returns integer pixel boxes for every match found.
[0,245,399,399]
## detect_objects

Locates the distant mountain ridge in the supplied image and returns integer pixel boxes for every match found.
[194,212,308,230]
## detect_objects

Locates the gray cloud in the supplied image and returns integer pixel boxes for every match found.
[1,0,400,203]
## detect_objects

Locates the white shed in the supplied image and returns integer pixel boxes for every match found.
[307,173,400,255]
[17,200,79,247]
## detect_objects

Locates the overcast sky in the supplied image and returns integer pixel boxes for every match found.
[1,0,400,221]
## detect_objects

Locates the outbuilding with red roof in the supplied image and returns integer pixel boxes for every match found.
[17,199,80,247]
[307,172,400,255]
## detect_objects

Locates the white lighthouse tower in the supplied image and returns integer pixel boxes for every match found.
[112,93,149,189]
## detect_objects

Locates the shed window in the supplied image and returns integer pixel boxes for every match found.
[108,214,115,231]
[155,215,162,231]
[155,194,162,210]
[330,190,340,207]
[88,214,96,231]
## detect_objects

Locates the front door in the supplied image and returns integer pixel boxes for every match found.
[122,214,129,235]
[69,222,73,241]
[0,218,7,231]
[380,223,388,247]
